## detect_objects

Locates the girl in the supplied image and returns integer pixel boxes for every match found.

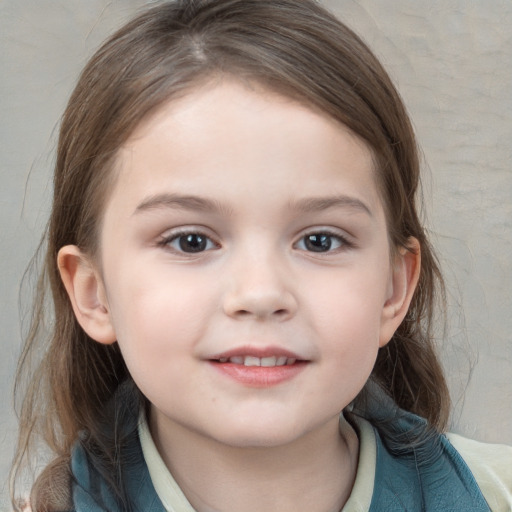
[10,0,511,511]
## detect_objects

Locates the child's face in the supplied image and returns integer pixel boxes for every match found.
[70,80,415,448]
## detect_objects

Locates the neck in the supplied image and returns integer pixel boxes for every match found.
[150,413,359,512]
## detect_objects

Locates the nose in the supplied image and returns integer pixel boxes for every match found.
[222,253,298,322]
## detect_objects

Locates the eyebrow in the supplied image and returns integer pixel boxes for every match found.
[134,193,372,217]
[289,195,373,217]
[134,193,233,216]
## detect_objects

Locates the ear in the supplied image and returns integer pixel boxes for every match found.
[379,237,421,347]
[57,245,117,345]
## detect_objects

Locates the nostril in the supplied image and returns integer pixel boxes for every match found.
[234,308,288,319]
[224,292,297,320]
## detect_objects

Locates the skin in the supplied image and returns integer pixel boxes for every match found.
[59,79,419,512]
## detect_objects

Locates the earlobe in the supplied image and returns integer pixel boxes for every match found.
[57,245,117,345]
[379,237,421,347]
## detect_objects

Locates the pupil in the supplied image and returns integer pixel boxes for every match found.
[179,234,207,253]
[306,234,331,252]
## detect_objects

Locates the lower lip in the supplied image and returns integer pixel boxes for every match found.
[210,361,308,387]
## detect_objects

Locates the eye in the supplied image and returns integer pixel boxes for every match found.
[295,232,347,253]
[161,231,218,253]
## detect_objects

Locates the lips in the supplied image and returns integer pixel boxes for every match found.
[218,355,296,367]
[208,346,307,387]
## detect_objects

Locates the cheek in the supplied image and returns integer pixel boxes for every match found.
[105,265,219,362]
[305,266,388,331]
[105,277,211,403]
[303,267,388,377]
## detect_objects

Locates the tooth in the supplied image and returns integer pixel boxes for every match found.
[229,356,244,365]
[261,356,277,367]
[244,356,261,367]
[276,356,287,366]
[286,358,296,365]
[219,357,228,363]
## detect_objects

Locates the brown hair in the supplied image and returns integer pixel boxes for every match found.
[11,0,449,509]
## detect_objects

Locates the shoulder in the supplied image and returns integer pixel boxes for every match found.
[70,431,165,512]
[362,409,493,510]
[446,432,512,512]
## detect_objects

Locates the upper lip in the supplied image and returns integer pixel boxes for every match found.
[209,345,305,361]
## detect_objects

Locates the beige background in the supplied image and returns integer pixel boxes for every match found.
[1,0,511,506]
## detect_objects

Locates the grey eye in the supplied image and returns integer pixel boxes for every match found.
[178,233,208,252]
[297,233,344,253]
[166,232,216,253]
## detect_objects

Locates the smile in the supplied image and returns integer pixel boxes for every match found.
[217,356,297,367]
[209,347,308,387]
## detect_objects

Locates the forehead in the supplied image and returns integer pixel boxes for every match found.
[109,78,382,218]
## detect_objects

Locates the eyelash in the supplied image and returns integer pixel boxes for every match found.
[158,229,219,254]
[294,230,353,254]
[158,228,353,255]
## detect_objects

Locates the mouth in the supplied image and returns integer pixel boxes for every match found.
[208,347,308,387]
[215,355,298,367]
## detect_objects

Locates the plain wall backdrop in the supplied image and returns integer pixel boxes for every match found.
[1,0,511,506]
